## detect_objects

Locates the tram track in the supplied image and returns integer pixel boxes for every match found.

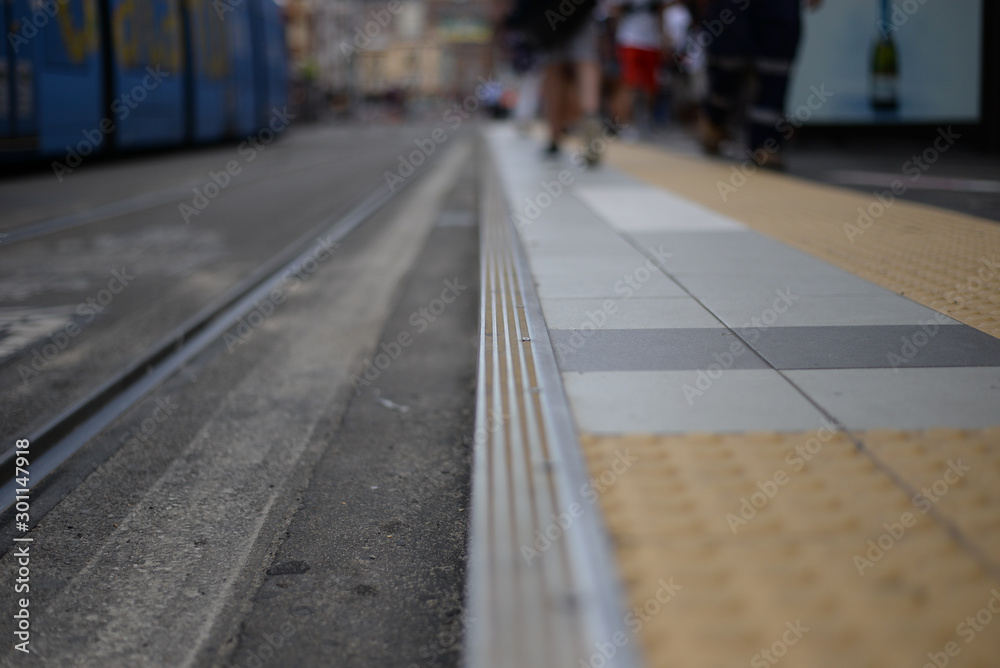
[0,146,368,246]
[0,147,441,531]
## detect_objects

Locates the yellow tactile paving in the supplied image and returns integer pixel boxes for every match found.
[582,432,1000,668]
[606,143,1000,340]
[864,428,1000,562]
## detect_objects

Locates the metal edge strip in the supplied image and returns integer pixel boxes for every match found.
[464,130,642,668]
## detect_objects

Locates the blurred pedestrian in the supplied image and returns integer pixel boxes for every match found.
[699,0,822,168]
[506,0,604,165]
[502,27,543,135]
[608,1,667,139]
[662,0,702,123]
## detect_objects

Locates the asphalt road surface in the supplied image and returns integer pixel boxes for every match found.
[0,126,480,667]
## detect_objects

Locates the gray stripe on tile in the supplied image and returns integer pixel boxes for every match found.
[550,328,769,372]
[742,325,1000,370]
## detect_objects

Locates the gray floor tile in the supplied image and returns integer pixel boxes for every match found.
[628,231,826,276]
[700,294,961,328]
[550,328,768,372]
[678,271,897,298]
[747,325,1000,369]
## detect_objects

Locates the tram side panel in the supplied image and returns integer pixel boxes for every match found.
[38,0,104,156]
[255,0,287,128]
[265,0,287,117]
[108,0,185,149]
[9,0,40,140]
[1,0,287,161]
[184,0,234,142]
[226,0,256,138]
[2,0,45,153]
[2,0,15,143]
[2,0,102,159]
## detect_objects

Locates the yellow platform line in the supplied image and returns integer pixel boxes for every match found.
[606,142,1000,339]
[583,432,1000,668]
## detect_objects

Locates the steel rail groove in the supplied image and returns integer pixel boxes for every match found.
[0,149,442,531]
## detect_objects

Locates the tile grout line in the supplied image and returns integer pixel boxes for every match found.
[615,200,1000,584]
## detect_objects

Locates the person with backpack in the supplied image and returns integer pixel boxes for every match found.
[505,0,604,165]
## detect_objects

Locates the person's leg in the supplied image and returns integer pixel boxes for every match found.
[615,46,638,127]
[515,69,542,134]
[544,62,570,153]
[578,61,600,116]
[563,18,603,165]
[613,83,634,127]
[747,0,802,164]
[575,59,603,164]
[702,0,752,153]
[637,48,661,132]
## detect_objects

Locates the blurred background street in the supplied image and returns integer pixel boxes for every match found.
[1,0,999,666]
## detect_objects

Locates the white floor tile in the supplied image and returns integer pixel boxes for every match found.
[575,187,746,233]
[786,368,1000,430]
[541,297,724,330]
[563,370,829,434]
[699,294,961,328]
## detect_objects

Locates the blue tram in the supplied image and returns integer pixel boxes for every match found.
[1,0,288,160]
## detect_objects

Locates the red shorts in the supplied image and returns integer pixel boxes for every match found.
[617,46,660,94]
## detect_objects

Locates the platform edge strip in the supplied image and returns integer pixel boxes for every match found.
[463,131,643,668]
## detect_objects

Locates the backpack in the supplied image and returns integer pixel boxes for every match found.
[506,0,599,50]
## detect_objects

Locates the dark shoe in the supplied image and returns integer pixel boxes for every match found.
[755,150,786,171]
[698,115,726,156]
[582,116,602,167]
